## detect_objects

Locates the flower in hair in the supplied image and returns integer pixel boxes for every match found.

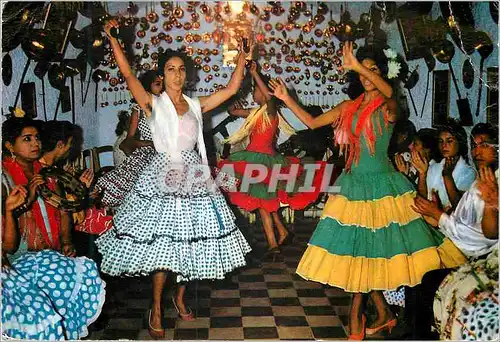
[384,48,401,79]
[9,106,25,118]
[387,60,401,79]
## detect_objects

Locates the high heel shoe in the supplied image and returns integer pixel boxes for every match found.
[348,314,366,340]
[148,309,165,339]
[365,317,397,335]
[172,296,195,321]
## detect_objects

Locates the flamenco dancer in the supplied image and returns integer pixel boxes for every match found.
[220,61,324,254]
[96,19,252,338]
[269,41,467,339]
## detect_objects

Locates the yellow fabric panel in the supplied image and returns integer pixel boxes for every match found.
[321,192,421,229]
[296,239,467,293]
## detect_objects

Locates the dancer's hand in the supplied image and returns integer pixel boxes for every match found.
[395,154,410,175]
[477,166,498,209]
[238,36,255,59]
[268,78,289,101]
[5,185,28,212]
[339,41,361,73]
[411,150,429,175]
[103,18,120,39]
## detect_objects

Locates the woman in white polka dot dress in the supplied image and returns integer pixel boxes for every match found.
[97,20,252,338]
[2,118,106,340]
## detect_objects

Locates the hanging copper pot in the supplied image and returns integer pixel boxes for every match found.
[187,5,195,13]
[200,3,210,15]
[162,9,172,17]
[193,21,201,29]
[165,35,173,44]
[137,30,146,38]
[202,65,210,73]
[264,23,273,32]
[281,45,290,55]
[194,56,202,65]
[318,2,329,15]
[150,25,158,32]
[259,12,270,21]
[147,11,159,23]
[191,12,200,21]
[250,4,260,15]
[174,6,184,19]
[212,65,220,72]
[184,22,193,30]
[275,66,283,74]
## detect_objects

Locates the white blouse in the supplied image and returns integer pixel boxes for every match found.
[438,176,498,258]
[426,156,476,209]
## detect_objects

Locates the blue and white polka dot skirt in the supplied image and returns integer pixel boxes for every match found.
[96,150,252,282]
[2,250,106,340]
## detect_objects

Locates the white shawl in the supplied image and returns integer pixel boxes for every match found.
[148,92,208,166]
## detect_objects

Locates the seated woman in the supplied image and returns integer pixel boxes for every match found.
[395,128,439,183]
[414,119,476,212]
[2,117,106,340]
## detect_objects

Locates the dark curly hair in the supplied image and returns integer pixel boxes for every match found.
[415,128,439,161]
[138,70,160,93]
[471,122,498,145]
[115,110,130,136]
[345,44,408,100]
[2,117,42,154]
[40,120,75,153]
[157,49,196,86]
[437,118,469,163]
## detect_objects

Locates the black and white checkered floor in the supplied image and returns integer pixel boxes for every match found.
[85,216,407,340]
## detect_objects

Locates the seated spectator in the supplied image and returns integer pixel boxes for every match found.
[415,119,476,212]
[2,117,106,340]
[407,122,498,340]
[388,119,416,167]
[395,128,439,183]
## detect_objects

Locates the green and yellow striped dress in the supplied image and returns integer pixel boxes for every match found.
[296,108,466,293]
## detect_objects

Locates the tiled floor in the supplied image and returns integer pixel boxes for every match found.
[85,216,406,340]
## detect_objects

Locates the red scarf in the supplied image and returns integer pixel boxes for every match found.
[334,94,386,171]
[2,157,61,250]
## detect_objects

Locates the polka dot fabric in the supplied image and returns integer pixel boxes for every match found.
[95,111,155,208]
[460,288,499,341]
[2,250,106,340]
[383,287,405,307]
[96,150,252,282]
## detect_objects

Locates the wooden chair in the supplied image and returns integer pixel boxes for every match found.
[92,145,114,173]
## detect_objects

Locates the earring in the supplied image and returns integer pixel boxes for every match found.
[10,151,16,162]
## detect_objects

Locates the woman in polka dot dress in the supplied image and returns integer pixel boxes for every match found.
[97,20,252,338]
[2,118,106,340]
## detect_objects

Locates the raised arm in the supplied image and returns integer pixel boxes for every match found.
[199,41,251,114]
[269,78,347,129]
[249,62,272,102]
[342,41,393,98]
[104,20,152,114]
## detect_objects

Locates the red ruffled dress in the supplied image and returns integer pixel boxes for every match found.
[219,114,325,212]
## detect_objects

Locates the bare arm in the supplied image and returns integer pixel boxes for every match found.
[269,78,346,129]
[250,62,272,101]
[104,20,152,114]
[482,207,499,239]
[119,108,154,155]
[199,44,250,114]
[228,100,250,118]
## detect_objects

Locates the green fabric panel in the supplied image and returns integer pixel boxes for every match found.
[308,216,447,259]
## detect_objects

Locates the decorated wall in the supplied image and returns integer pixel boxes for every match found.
[2,2,498,166]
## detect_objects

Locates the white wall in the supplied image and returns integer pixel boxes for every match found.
[2,2,497,165]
